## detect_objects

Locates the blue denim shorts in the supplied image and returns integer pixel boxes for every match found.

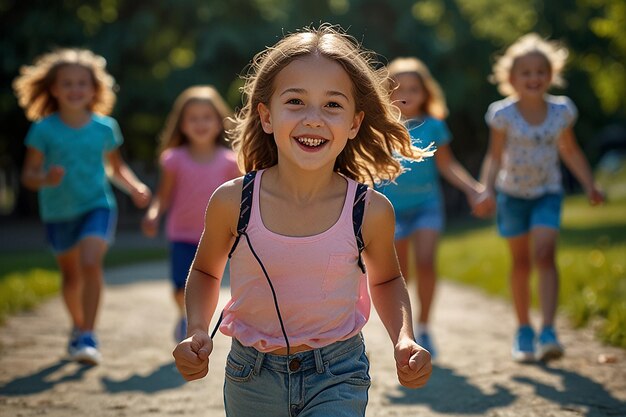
[394,201,444,239]
[496,192,563,238]
[44,208,116,253]
[223,334,370,417]
[170,241,197,290]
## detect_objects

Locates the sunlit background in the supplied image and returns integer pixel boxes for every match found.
[0,0,624,347]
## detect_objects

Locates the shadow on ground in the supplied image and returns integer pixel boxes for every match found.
[386,364,515,414]
[0,359,91,396]
[0,360,186,396]
[513,364,626,417]
[101,361,186,393]
[387,363,626,416]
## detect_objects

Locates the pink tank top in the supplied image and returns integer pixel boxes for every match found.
[219,169,371,352]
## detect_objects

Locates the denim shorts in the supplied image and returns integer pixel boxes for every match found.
[45,207,116,253]
[223,334,370,417]
[496,192,563,238]
[394,201,444,239]
[170,241,197,290]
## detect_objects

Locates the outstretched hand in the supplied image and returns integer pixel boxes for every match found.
[587,186,605,206]
[131,184,152,209]
[172,332,213,381]
[394,337,432,388]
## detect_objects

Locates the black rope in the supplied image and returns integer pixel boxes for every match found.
[242,232,290,356]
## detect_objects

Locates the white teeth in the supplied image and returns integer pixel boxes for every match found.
[297,137,326,147]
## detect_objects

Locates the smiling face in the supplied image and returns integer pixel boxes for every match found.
[509,52,552,99]
[180,100,223,149]
[257,54,364,173]
[390,72,426,119]
[50,64,96,113]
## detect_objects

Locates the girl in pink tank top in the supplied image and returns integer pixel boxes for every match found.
[173,25,433,416]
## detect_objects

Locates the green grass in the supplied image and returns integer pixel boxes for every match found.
[0,246,166,323]
[439,166,626,348]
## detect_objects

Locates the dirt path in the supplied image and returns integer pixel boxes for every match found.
[1,260,625,417]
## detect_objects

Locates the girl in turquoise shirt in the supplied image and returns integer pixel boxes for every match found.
[15,48,151,366]
[378,57,494,358]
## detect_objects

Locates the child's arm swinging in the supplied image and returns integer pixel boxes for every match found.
[105,149,151,208]
[362,190,432,388]
[21,147,64,190]
[558,127,604,205]
[142,167,175,237]
[479,126,506,200]
[172,179,241,381]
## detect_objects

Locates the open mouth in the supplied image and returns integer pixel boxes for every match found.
[295,137,328,148]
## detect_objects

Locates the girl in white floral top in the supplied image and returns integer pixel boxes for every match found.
[480,33,604,363]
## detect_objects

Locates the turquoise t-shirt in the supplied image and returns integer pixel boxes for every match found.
[24,113,123,221]
[377,116,451,213]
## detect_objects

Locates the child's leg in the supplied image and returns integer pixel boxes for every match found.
[531,227,559,327]
[174,289,185,314]
[411,229,439,325]
[55,247,84,329]
[506,233,532,326]
[77,236,109,331]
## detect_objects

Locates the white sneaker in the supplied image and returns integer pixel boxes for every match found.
[70,332,102,365]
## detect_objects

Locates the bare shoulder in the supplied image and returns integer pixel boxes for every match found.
[363,188,395,243]
[206,176,245,234]
[210,176,244,208]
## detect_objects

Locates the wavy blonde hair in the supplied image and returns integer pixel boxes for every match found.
[490,33,569,97]
[387,57,448,120]
[158,85,233,156]
[230,24,432,185]
[13,48,116,121]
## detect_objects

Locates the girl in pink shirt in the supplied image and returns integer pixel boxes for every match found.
[173,25,433,416]
[142,86,240,342]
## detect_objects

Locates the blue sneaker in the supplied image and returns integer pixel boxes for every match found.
[67,327,81,357]
[416,331,437,360]
[71,332,102,365]
[512,325,536,363]
[537,326,564,362]
[174,317,187,342]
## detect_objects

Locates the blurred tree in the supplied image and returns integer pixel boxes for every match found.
[1,0,623,218]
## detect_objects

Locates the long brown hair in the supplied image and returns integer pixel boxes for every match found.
[230,24,432,185]
[387,57,448,120]
[13,48,116,121]
[157,85,233,156]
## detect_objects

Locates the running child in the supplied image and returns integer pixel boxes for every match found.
[142,85,240,342]
[480,33,604,362]
[378,57,494,358]
[172,25,433,416]
[15,48,151,365]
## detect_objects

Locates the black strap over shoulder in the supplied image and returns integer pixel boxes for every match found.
[227,170,257,258]
[228,171,368,272]
[353,182,368,273]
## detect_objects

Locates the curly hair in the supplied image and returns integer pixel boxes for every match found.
[387,57,448,120]
[489,33,569,97]
[157,85,233,156]
[230,24,432,186]
[13,48,117,121]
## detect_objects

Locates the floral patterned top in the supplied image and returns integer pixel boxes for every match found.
[485,94,577,198]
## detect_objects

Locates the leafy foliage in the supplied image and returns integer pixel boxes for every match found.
[1,0,624,217]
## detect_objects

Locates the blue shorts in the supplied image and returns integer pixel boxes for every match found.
[224,334,370,417]
[496,192,563,238]
[394,201,444,239]
[170,241,198,290]
[44,208,116,253]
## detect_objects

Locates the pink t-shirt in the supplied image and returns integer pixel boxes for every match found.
[161,146,240,243]
[220,169,371,352]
